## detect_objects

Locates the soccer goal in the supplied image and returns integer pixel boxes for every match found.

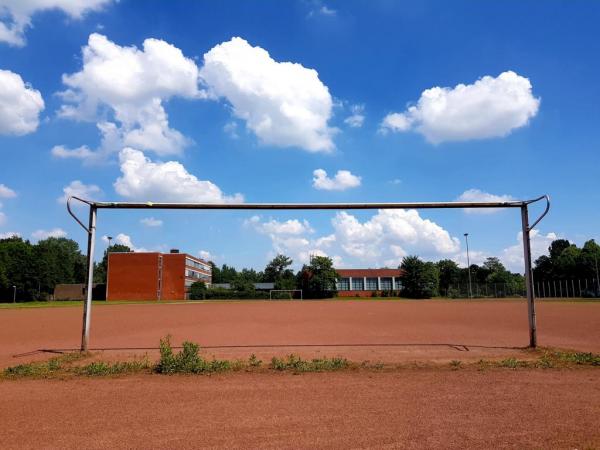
[68,195,550,351]
[269,289,303,300]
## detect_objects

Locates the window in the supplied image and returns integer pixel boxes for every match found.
[337,278,350,290]
[380,277,392,290]
[352,278,364,290]
[365,278,378,290]
[186,257,212,273]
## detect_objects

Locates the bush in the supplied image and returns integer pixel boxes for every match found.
[189,281,207,300]
[203,287,270,300]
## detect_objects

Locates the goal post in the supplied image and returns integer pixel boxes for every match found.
[67,195,550,351]
[269,289,303,300]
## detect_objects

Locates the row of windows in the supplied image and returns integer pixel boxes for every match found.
[336,277,402,291]
[186,257,211,273]
[186,269,211,281]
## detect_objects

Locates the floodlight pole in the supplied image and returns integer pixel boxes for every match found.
[81,206,97,352]
[521,205,537,348]
[464,233,473,299]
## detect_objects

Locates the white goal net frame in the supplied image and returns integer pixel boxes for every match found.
[68,195,550,351]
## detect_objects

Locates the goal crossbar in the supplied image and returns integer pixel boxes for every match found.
[67,195,550,351]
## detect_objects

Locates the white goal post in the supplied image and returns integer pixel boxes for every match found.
[269,289,303,300]
[67,195,550,351]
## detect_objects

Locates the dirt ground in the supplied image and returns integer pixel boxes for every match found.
[1,369,599,449]
[1,300,599,449]
[1,300,599,367]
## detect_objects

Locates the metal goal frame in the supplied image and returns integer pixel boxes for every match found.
[68,195,550,351]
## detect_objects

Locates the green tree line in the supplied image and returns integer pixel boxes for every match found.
[0,236,87,301]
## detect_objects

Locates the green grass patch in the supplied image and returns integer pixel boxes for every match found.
[270,354,349,372]
[75,359,151,376]
[2,342,598,380]
[2,352,89,378]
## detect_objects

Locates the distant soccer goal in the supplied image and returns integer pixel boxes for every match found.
[269,289,303,300]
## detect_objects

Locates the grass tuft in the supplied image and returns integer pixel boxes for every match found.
[75,360,151,376]
[2,352,89,379]
[450,360,462,370]
[270,354,349,372]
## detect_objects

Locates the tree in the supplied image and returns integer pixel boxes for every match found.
[533,255,553,280]
[549,239,572,261]
[231,276,256,294]
[264,254,296,289]
[399,256,438,299]
[34,237,86,293]
[217,264,238,283]
[0,236,87,301]
[189,281,207,300]
[297,255,338,298]
[436,259,460,295]
[554,245,580,279]
[579,240,600,280]
[0,236,37,301]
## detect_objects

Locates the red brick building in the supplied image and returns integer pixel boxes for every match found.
[107,250,211,301]
[335,268,404,297]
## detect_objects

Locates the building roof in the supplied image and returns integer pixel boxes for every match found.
[108,251,209,264]
[336,268,404,278]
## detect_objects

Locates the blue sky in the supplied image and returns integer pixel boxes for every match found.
[0,0,599,272]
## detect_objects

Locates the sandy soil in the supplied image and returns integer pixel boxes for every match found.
[1,300,599,368]
[1,369,599,449]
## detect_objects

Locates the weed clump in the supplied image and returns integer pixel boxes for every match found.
[154,336,233,374]
[450,360,462,370]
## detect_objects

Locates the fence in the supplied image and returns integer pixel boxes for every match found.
[445,279,600,299]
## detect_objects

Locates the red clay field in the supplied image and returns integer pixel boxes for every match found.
[1,299,599,449]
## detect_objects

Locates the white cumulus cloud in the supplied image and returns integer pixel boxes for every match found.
[0,231,19,239]
[140,217,163,227]
[200,37,336,152]
[456,188,516,214]
[246,209,460,269]
[58,180,102,204]
[332,209,460,265]
[245,215,339,266]
[198,250,214,261]
[57,33,201,161]
[31,228,67,240]
[501,229,557,272]
[0,0,113,47]
[380,71,540,143]
[246,216,313,236]
[102,233,147,252]
[0,69,44,135]
[114,148,243,203]
[0,183,16,225]
[312,169,361,191]
[0,183,16,198]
